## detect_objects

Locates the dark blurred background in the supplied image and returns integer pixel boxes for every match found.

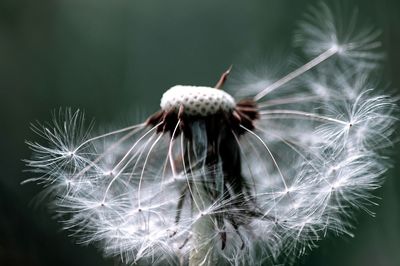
[0,0,399,265]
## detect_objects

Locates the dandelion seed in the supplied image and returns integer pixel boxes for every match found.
[25,3,397,266]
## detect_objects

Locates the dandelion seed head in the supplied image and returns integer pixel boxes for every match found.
[24,3,397,266]
[160,85,236,116]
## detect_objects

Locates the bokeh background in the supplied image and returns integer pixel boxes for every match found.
[1,0,399,265]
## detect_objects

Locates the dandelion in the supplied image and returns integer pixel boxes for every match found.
[25,3,397,266]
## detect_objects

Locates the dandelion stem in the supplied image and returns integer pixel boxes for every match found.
[254,46,338,101]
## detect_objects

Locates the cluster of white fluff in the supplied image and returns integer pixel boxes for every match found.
[25,3,396,266]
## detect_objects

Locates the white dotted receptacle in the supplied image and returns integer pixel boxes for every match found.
[160,85,236,116]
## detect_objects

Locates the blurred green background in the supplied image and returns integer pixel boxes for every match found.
[0,0,399,265]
